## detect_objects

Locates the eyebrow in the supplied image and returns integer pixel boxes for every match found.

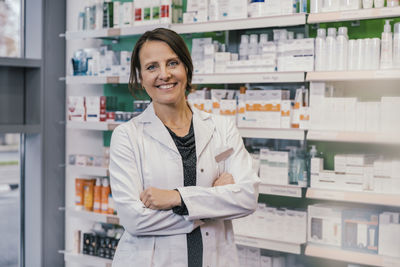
[143,57,180,68]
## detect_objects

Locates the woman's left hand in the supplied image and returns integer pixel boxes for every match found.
[140,187,181,210]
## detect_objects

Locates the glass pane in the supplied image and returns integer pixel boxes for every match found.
[0,0,21,57]
[0,133,20,267]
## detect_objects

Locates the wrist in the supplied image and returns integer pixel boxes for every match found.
[172,190,182,207]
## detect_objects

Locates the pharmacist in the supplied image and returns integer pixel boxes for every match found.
[109,28,260,267]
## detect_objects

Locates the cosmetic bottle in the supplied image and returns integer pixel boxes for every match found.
[315,29,326,71]
[93,178,102,213]
[336,27,348,70]
[258,33,268,55]
[248,34,259,57]
[239,35,249,60]
[374,0,385,8]
[326,27,337,70]
[393,22,400,68]
[380,20,393,69]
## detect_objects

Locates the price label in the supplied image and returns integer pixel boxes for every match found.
[106,76,120,84]
[107,28,121,37]
[106,216,120,225]
[261,75,279,82]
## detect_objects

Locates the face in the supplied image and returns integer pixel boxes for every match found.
[139,40,188,107]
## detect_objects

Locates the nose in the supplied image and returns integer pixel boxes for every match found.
[158,65,171,80]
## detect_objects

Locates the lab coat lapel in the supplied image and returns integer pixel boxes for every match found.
[193,108,215,160]
[136,103,179,155]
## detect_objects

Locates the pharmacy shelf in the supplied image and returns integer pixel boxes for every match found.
[235,235,303,254]
[64,252,112,267]
[67,165,109,177]
[171,14,306,34]
[238,127,305,140]
[259,183,304,198]
[65,14,306,40]
[308,6,400,23]
[306,188,400,207]
[306,70,400,81]
[65,24,169,40]
[67,121,122,131]
[305,244,400,267]
[66,208,120,225]
[307,130,400,144]
[0,57,41,68]
[193,72,305,84]
[65,75,129,85]
[65,71,305,85]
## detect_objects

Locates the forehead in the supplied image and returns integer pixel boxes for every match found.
[139,40,178,65]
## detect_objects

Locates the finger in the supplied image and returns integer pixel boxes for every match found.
[140,191,145,201]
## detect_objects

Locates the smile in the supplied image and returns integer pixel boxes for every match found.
[156,83,177,90]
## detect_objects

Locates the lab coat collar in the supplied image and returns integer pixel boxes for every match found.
[136,102,215,159]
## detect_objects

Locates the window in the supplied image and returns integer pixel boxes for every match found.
[0,133,21,267]
[0,0,22,57]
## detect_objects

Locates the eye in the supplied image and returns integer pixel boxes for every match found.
[146,64,155,71]
[168,60,179,67]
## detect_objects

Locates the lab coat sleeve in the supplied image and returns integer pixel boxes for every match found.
[109,124,202,236]
[176,118,261,221]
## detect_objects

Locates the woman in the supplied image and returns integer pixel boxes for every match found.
[109,28,260,267]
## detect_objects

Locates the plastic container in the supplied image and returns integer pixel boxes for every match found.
[248,34,259,56]
[311,0,323,13]
[393,22,400,68]
[371,38,381,70]
[249,0,265,18]
[336,27,348,70]
[347,39,357,70]
[362,0,373,8]
[326,27,337,70]
[93,178,102,213]
[387,0,400,7]
[374,0,385,8]
[239,35,249,60]
[315,28,327,71]
[101,178,111,214]
[380,20,393,69]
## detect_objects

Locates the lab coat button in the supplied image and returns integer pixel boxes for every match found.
[200,168,204,172]
[205,232,209,236]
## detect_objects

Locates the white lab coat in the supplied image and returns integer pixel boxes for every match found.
[109,103,260,267]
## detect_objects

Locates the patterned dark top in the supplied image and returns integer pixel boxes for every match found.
[166,119,203,267]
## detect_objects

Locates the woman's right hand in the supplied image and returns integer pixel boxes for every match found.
[212,172,235,187]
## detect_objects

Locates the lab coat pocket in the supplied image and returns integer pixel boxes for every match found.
[112,234,155,267]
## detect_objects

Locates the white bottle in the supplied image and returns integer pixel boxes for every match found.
[239,35,249,60]
[336,26,348,70]
[380,20,393,69]
[248,34,258,57]
[371,38,381,70]
[374,0,385,8]
[394,22,400,68]
[347,39,357,70]
[362,0,373,8]
[258,33,268,55]
[326,27,337,71]
[387,0,400,7]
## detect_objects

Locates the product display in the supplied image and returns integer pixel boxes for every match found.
[309,82,400,133]
[65,1,400,266]
[191,31,314,75]
[75,177,115,215]
[233,203,307,244]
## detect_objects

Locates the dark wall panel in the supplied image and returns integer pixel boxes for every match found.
[0,67,25,124]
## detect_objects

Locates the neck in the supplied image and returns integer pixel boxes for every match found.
[153,98,192,128]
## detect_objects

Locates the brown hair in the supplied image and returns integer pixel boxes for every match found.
[129,28,193,96]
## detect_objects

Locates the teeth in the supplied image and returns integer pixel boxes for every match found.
[158,84,174,89]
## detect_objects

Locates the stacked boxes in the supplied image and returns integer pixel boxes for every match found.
[379,212,400,258]
[259,149,289,185]
[82,232,119,259]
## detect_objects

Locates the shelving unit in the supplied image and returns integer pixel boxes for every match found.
[0,57,42,68]
[192,72,305,84]
[308,6,400,23]
[67,165,109,177]
[306,70,400,81]
[259,183,304,198]
[305,244,400,267]
[307,130,400,145]
[64,252,112,267]
[66,209,120,225]
[67,121,122,131]
[65,14,306,40]
[172,14,306,34]
[306,188,400,207]
[235,235,303,255]
[65,71,305,85]
[238,127,305,140]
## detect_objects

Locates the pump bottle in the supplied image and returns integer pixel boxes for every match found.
[336,27,348,71]
[380,20,393,69]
